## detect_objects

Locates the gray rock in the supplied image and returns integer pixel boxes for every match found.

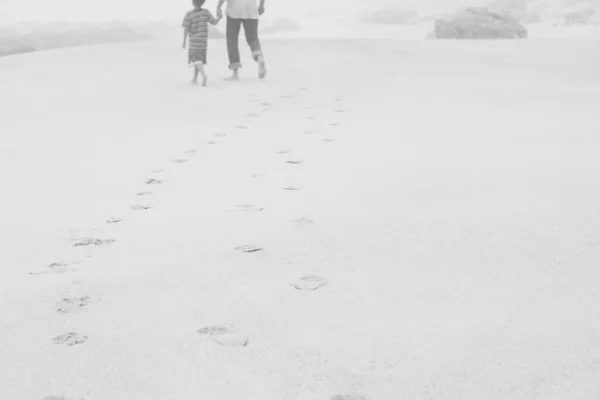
[434,7,527,39]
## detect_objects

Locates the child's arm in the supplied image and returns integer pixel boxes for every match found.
[182,13,191,48]
[182,27,189,48]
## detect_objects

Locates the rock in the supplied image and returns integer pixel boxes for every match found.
[434,7,528,39]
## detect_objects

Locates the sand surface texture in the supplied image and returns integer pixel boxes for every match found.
[1,38,600,399]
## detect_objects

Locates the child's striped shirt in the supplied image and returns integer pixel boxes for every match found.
[182,8,218,50]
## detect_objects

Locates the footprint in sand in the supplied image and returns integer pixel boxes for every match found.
[53,332,88,346]
[322,138,335,143]
[55,295,92,314]
[29,262,79,276]
[135,191,153,196]
[331,396,369,400]
[225,204,265,212]
[145,178,162,185]
[252,173,266,178]
[131,205,153,211]
[185,149,196,155]
[105,217,122,224]
[291,275,329,291]
[197,325,249,347]
[151,168,166,174]
[38,397,82,400]
[277,149,291,155]
[283,186,302,192]
[171,158,189,164]
[245,112,260,118]
[303,130,317,135]
[214,133,227,138]
[328,122,340,127]
[235,244,263,253]
[291,218,315,226]
[207,140,218,145]
[286,160,304,165]
[73,238,115,247]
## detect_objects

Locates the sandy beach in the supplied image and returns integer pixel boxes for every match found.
[1,36,600,399]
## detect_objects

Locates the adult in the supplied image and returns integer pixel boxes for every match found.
[216,0,267,80]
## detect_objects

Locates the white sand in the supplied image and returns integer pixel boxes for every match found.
[1,36,600,399]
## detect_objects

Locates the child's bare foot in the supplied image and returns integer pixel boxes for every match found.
[191,79,198,85]
[202,76,208,86]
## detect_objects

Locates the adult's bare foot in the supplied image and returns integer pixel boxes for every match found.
[258,59,267,79]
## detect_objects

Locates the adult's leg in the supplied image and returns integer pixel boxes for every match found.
[226,16,242,73]
[241,19,266,79]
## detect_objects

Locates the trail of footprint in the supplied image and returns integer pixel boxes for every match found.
[29,261,83,276]
[291,275,329,291]
[55,295,92,314]
[38,397,83,400]
[235,244,263,253]
[196,325,249,347]
[223,204,265,212]
[291,218,315,226]
[53,332,87,346]
[131,205,153,211]
[73,238,115,247]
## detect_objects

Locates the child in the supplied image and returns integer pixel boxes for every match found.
[182,0,222,86]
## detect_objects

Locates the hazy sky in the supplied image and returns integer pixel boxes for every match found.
[0,0,492,25]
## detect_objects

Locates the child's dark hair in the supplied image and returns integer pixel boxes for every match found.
[193,0,205,8]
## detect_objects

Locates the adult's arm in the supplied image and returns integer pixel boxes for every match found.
[217,0,227,18]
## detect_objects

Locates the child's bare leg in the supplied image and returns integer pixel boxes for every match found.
[196,64,208,86]
[192,66,200,84]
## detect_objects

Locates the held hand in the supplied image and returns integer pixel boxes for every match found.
[258,5,265,15]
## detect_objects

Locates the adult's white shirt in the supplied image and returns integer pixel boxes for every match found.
[226,0,259,19]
